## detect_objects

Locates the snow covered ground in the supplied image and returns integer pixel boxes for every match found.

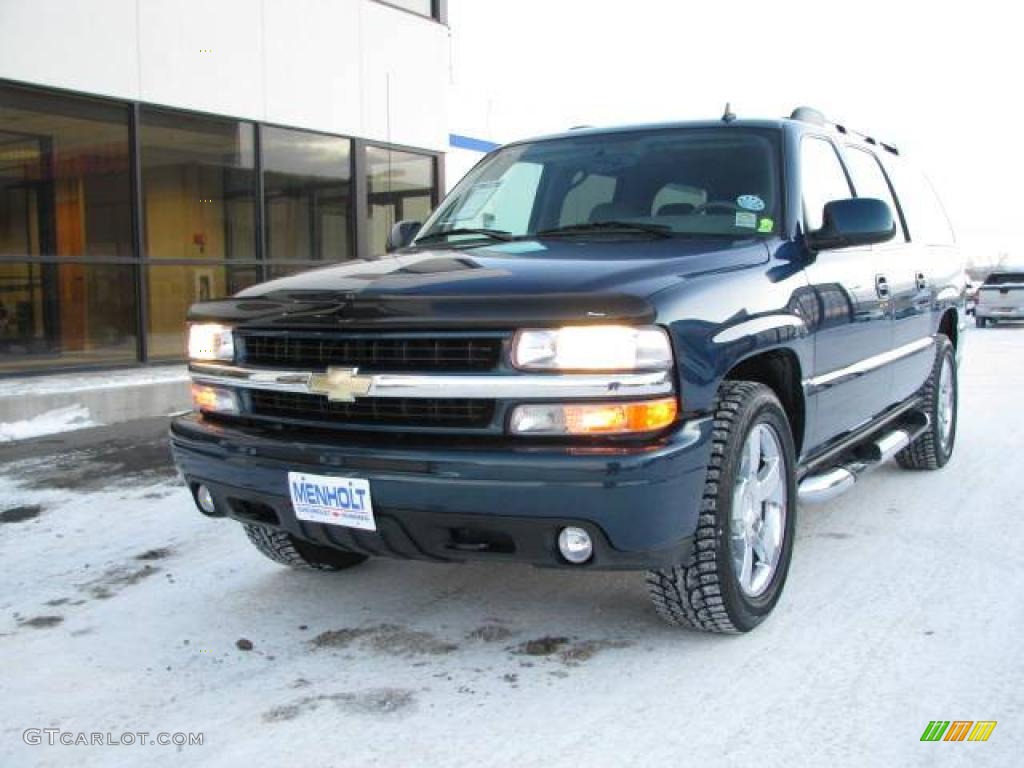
[0,405,96,444]
[0,326,1021,768]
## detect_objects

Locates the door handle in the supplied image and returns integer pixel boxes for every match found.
[875,274,890,299]
[915,272,928,291]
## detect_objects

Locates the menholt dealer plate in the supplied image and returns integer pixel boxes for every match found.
[288,472,376,531]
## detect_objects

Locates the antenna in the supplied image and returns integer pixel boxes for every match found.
[722,102,737,123]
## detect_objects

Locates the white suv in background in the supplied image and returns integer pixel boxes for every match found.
[975,270,1024,327]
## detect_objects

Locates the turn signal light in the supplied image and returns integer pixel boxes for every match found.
[191,383,240,415]
[509,397,678,436]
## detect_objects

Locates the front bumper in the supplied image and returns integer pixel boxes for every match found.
[169,414,714,570]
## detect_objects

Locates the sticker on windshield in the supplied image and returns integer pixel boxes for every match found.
[737,194,766,212]
[758,217,774,233]
[451,181,503,220]
[735,211,757,229]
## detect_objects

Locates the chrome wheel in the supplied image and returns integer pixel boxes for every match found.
[938,356,955,450]
[730,423,788,598]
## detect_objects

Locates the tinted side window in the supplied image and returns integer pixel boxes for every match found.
[844,147,907,242]
[880,157,955,246]
[801,137,852,231]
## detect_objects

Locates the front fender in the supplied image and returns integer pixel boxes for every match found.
[652,251,813,416]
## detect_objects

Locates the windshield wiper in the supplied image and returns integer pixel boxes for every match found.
[415,227,515,244]
[535,221,673,239]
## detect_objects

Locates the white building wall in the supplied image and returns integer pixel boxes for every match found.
[0,0,449,151]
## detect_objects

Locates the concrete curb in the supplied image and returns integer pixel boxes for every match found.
[0,366,191,429]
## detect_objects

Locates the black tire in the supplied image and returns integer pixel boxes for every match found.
[646,381,797,634]
[975,316,986,328]
[896,336,957,471]
[243,524,368,571]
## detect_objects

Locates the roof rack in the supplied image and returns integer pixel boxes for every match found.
[789,106,899,155]
[790,106,825,126]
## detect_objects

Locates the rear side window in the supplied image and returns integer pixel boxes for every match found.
[843,147,907,241]
[801,137,852,231]
[880,157,955,246]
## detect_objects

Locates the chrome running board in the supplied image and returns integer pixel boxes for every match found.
[797,466,857,504]
[798,412,930,504]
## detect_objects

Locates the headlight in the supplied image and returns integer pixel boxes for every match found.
[187,323,234,362]
[512,325,672,371]
[509,397,678,436]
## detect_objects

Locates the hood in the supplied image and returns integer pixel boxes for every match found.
[190,237,768,329]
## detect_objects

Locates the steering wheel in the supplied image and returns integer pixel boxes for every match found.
[693,200,744,215]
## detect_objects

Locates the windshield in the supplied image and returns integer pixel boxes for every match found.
[417,128,781,244]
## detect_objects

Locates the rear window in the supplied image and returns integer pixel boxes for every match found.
[879,156,955,246]
[983,272,1024,285]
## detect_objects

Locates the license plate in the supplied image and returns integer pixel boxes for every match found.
[288,472,376,531]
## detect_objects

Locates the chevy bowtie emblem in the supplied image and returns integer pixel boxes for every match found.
[308,367,374,402]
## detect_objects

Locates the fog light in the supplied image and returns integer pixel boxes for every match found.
[558,526,593,564]
[196,484,217,515]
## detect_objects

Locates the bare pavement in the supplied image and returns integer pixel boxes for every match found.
[1,326,1021,767]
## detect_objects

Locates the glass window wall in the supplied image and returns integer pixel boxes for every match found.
[0,82,439,373]
[366,146,435,256]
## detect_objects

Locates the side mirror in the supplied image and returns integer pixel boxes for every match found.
[386,220,422,252]
[806,198,896,252]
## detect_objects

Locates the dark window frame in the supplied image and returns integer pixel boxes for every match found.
[842,144,910,243]
[363,142,441,258]
[259,123,357,265]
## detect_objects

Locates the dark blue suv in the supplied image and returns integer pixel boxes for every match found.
[171,107,964,633]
